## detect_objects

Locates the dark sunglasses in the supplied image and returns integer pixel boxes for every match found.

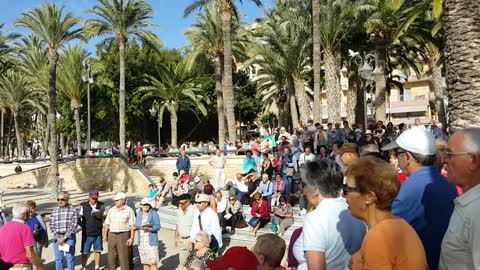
[342,184,361,196]
[229,198,235,201]
[57,198,66,202]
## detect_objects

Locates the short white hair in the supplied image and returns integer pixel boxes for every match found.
[463,128,480,154]
[12,203,29,219]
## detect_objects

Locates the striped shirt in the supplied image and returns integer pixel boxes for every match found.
[50,204,78,239]
[105,205,135,232]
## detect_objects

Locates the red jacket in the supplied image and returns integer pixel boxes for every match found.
[251,200,270,220]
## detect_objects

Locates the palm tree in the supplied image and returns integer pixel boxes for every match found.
[0,70,41,158]
[443,0,480,130]
[312,0,322,123]
[16,3,83,189]
[185,0,262,143]
[137,62,210,147]
[58,45,90,157]
[86,0,159,156]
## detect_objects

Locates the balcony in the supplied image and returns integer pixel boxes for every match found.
[388,95,429,114]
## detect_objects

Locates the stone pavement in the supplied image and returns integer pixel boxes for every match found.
[0,188,255,270]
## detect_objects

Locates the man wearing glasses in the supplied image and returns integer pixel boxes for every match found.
[175,193,195,266]
[439,128,480,270]
[189,194,222,253]
[50,191,78,270]
[382,128,458,270]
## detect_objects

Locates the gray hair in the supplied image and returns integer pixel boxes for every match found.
[12,203,29,219]
[58,191,70,199]
[301,159,343,198]
[463,128,480,154]
[195,231,211,247]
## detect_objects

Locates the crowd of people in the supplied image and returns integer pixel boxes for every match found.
[0,120,479,270]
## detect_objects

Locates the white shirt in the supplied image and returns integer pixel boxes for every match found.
[233,178,249,193]
[216,197,228,213]
[439,184,480,270]
[190,207,223,248]
[294,197,366,270]
[210,155,226,169]
[298,153,316,168]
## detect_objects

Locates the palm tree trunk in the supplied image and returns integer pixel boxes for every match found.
[324,49,342,123]
[0,109,4,157]
[47,49,59,194]
[430,61,447,128]
[312,0,322,123]
[60,133,65,157]
[41,115,49,158]
[443,0,480,131]
[73,104,82,156]
[372,38,387,122]
[287,79,300,129]
[293,78,310,126]
[12,111,23,158]
[170,110,178,148]
[214,55,226,147]
[119,39,127,155]
[346,74,357,126]
[6,115,13,157]
[220,4,237,143]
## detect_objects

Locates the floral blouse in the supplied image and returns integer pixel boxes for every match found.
[184,249,215,270]
[273,203,293,219]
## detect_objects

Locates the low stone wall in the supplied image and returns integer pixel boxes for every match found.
[145,155,244,183]
[0,158,151,193]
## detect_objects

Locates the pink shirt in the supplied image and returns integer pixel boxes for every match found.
[0,219,36,264]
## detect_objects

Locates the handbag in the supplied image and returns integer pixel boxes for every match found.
[248,217,260,227]
[271,219,278,233]
[286,167,294,177]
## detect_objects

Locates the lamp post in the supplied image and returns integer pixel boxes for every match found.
[149,100,161,149]
[350,51,376,129]
[82,61,93,155]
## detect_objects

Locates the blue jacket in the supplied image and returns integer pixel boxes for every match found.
[242,157,257,173]
[135,210,161,246]
[392,166,457,270]
[176,156,191,173]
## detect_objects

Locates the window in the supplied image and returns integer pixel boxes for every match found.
[400,88,411,102]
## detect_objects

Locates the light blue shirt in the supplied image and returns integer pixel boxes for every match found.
[242,157,257,173]
[259,180,274,197]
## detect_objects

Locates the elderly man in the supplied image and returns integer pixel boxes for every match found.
[175,193,196,266]
[155,177,171,207]
[190,194,222,253]
[50,191,78,270]
[209,149,226,189]
[339,143,359,169]
[258,173,274,206]
[382,128,458,270]
[79,190,104,270]
[176,150,191,175]
[439,128,480,270]
[0,203,46,270]
[103,192,136,270]
[297,146,315,170]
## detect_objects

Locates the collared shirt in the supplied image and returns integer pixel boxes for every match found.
[392,166,458,270]
[0,219,36,264]
[439,184,480,270]
[210,155,226,169]
[177,204,196,237]
[176,156,191,172]
[232,178,249,193]
[105,205,135,233]
[259,180,274,197]
[50,204,78,239]
[190,207,222,248]
[216,197,228,213]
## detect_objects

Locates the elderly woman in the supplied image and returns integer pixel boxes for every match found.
[26,200,48,270]
[272,195,293,237]
[293,159,366,270]
[249,192,270,237]
[183,231,215,270]
[134,198,161,270]
[221,194,245,235]
[345,157,427,270]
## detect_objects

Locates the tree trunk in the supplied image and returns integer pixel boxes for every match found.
[220,4,237,143]
[0,109,4,157]
[119,39,127,155]
[6,114,13,157]
[60,133,65,157]
[47,49,59,194]
[324,49,342,123]
[214,56,226,147]
[41,115,50,158]
[12,111,23,158]
[170,109,178,148]
[346,74,357,126]
[287,79,300,129]
[430,60,447,128]
[443,0,480,130]
[312,0,322,123]
[293,78,311,126]
[73,101,82,156]
[372,38,388,122]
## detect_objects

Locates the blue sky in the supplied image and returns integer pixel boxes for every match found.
[0,0,275,54]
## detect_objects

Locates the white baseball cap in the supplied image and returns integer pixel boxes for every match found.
[382,128,437,155]
[140,197,153,207]
[114,192,126,201]
[365,130,373,135]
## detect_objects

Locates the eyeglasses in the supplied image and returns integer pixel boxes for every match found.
[445,151,475,159]
[57,198,66,202]
[229,198,235,201]
[342,184,361,196]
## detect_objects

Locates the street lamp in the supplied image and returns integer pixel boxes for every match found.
[350,51,376,129]
[82,61,94,155]
[149,100,161,149]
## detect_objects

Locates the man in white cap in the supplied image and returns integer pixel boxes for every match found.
[382,128,458,270]
[103,192,136,270]
[189,193,222,253]
[439,128,480,269]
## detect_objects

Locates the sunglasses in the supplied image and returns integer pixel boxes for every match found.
[342,184,361,196]
[57,198,66,202]
[229,198,235,201]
